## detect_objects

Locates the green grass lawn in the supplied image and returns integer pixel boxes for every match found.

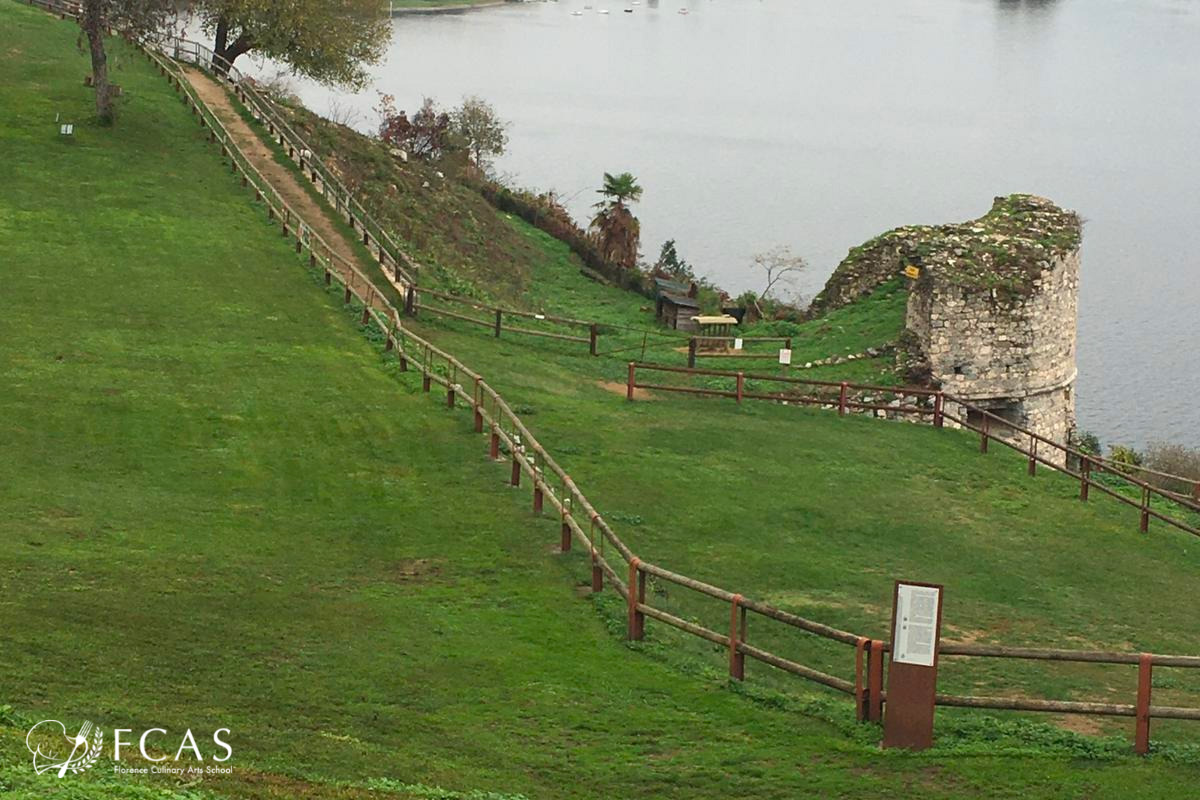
[4,3,1200,798]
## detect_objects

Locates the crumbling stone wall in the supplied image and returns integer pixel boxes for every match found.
[817,195,1082,449]
[910,248,1079,447]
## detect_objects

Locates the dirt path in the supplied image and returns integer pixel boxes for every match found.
[181,67,372,287]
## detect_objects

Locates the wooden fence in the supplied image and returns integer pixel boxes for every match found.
[27,0,1200,752]
[686,335,792,368]
[409,285,601,354]
[150,34,419,293]
[625,362,1200,540]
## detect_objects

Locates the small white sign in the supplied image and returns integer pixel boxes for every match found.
[893,584,941,667]
[778,348,792,365]
[60,124,74,136]
[534,314,546,320]
[733,338,743,350]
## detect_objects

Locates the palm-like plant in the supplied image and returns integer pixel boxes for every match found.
[597,172,643,207]
[590,172,643,270]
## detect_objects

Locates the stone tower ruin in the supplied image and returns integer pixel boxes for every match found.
[811,195,1082,447]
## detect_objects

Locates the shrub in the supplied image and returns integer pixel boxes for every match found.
[1107,444,1144,473]
[1144,442,1200,497]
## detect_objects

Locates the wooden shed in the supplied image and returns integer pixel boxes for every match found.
[654,277,701,331]
[658,292,701,331]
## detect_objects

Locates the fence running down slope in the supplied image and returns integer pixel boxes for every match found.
[26,0,1200,753]
[625,363,1200,539]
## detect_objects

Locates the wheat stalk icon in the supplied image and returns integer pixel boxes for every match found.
[27,720,103,776]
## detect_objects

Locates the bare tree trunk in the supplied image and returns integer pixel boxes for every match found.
[81,1,113,123]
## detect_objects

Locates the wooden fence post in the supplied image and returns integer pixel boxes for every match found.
[838,382,848,417]
[533,467,544,515]
[1028,437,1037,476]
[736,372,744,405]
[473,378,483,433]
[489,425,500,461]
[493,308,502,338]
[855,637,869,721]
[405,285,416,316]
[560,493,572,552]
[627,558,645,641]
[729,594,745,681]
[589,324,598,357]
[323,269,331,285]
[867,640,884,723]
[446,384,455,409]
[934,392,944,428]
[422,371,431,393]
[626,362,636,402]
[591,546,603,593]
[1135,653,1153,754]
[687,338,697,369]
[1140,487,1150,534]
[980,413,990,454]
[510,451,521,487]
[1080,456,1091,502]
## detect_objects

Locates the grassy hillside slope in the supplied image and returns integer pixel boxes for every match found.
[2,4,1200,798]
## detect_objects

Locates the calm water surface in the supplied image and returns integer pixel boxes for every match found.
[281,0,1199,448]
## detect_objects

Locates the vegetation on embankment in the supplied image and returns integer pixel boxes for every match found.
[5,5,1200,798]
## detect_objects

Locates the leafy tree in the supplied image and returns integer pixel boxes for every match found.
[375,95,453,160]
[452,96,508,173]
[589,172,643,270]
[653,239,694,282]
[196,0,390,88]
[78,0,173,123]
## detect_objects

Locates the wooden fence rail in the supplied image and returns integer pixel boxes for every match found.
[626,362,1200,541]
[26,1,1197,753]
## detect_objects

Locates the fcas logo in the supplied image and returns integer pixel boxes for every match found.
[25,720,104,776]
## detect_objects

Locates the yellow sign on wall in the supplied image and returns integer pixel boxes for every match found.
[903,265,921,280]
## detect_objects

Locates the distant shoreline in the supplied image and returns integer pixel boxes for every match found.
[389,0,509,15]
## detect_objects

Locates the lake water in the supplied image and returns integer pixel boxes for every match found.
[279,0,1199,448]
